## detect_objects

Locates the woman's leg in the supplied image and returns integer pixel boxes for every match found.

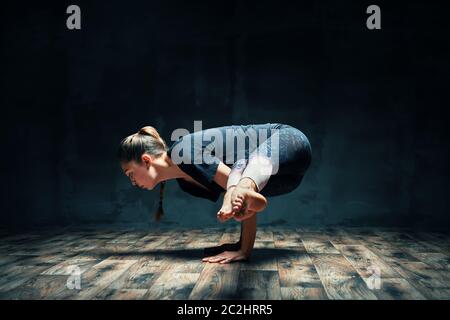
[217,158,248,222]
[229,131,280,215]
[205,125,312,260]
[257,126,311,197]
[231,126,312,215]
[241,152,275,192]
[206,159,253,257]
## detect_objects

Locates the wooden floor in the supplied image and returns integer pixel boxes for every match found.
[0,226,449,300]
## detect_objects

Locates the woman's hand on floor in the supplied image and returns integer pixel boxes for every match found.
[202,250,249,264]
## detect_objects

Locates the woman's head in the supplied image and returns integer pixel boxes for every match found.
[118,126,168,221]
[118,126,167,190]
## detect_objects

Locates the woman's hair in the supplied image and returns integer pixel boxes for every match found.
[117,126,168,222]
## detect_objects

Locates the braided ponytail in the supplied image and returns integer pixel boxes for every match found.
[155,181,165,222]
[137,126,167,222]
[118,125,168,222]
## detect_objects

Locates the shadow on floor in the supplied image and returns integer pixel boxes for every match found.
[88,247,303,263]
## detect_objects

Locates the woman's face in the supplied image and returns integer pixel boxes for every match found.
[121,155,158,190]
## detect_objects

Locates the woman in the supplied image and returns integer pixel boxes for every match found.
[117,123,312,264]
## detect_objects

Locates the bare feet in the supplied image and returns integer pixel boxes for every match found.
[231,179,267,215]
[217,186,236,223]
[233,209,257,222]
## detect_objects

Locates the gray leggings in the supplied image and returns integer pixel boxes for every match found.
[230,124,312,197]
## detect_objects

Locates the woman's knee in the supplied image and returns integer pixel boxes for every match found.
[285,130,312,175]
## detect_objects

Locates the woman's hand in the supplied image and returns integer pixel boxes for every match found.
[202,250,249,264]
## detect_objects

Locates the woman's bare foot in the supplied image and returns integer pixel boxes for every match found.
[231,178,267,214]
[217,186,236,223]
[233,209,257,222]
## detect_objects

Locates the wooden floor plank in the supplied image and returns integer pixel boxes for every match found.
[189,263,240,300]
[41,257,100,276]
[256,230,274,241]
[134,235,171,251]
[280,286,328,300]
[146,271,200,300]
[372,278,426,300]
[367,244,422,264]
[96,257,167,294]
[0,265,51,292]
[390,261,450,299]
[310,253,378,300]
[186,231,224,249]
[240,248,278,271]
[277,249,328,299]
[236,270,281,300]
[273,229,300,241]
[218,228,241,245]
[407,252,450,270]
[67,259,137,299]
[0,275,70,299]
[277,250,321,286]
[336,245,401,281]
[98,288,148,300]
[302,237,340,254]
[0,228,448,300]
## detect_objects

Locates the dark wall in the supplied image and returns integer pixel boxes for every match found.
[1,0,449,229]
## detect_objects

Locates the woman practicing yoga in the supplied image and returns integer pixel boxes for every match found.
[117,123,312,264]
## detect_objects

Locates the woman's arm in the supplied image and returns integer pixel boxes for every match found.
[213,161,232,190]
[201,214,256,263]
[214,161,257,256]
[240,213,257,257]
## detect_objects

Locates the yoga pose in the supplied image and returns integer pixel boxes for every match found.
[117,123,312,264]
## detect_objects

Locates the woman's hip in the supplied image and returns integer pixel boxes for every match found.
[267,124,312,176]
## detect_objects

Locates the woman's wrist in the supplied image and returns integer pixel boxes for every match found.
[239,247,252,258]
[239,215,257,256]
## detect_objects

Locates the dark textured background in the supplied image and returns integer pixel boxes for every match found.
[1,1,449,230]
